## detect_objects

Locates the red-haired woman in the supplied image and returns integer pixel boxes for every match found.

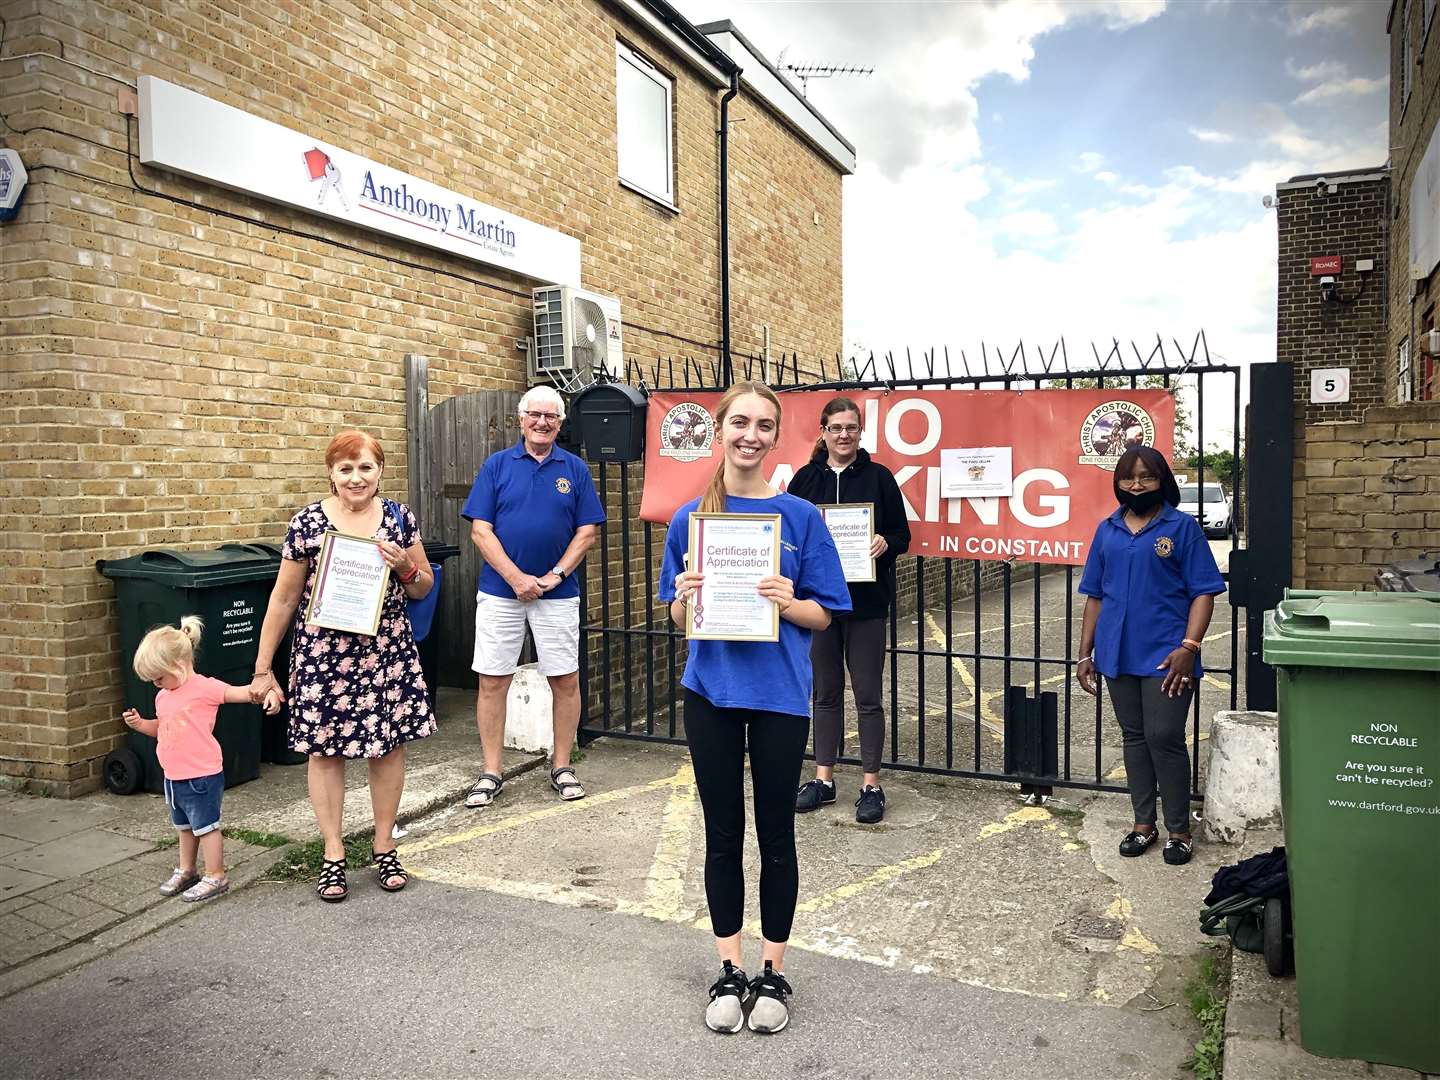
[251,430,436,902]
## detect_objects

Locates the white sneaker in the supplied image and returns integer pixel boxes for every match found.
[746,962,792,1034]
[705,961,748,1033]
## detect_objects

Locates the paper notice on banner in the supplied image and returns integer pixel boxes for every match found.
[939,447,1013,498]
[686,513,781,641]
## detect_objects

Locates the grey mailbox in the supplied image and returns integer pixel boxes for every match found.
[570,382,648,462]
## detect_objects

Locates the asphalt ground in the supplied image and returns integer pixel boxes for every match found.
[0,741,1212,1079]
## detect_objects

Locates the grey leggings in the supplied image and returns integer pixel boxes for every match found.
[811,616,887,773]
[1106,675,1194,835]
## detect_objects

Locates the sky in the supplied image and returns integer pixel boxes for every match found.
[673,0,1391,445]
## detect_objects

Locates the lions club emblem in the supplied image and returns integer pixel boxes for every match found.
[1079,401,1157,470]
[659,401,715,463]
[1154,536,1174,558]
[555,477,572,495]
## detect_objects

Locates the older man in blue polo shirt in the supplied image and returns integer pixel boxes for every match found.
[461,385,606,808]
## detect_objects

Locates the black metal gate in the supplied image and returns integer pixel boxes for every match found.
[577,337,1247,799]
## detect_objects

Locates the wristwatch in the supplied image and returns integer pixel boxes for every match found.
[551,565,567,581]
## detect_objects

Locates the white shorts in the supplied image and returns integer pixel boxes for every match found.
[472,593,580,677]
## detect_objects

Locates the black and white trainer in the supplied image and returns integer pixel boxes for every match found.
[1118,829,1158,857]
[795,779,836,813]
[747,961,793,1034]
[705,960,749,1033]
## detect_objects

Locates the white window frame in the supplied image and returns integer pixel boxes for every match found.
[615,41,677,210]
[1403,0,1415,110]
[1398,337,1413,402]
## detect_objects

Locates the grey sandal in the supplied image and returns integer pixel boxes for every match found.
[181,874,230,903]
[465,772,503,808]
[550,766,585,801]
[159,868,201,897]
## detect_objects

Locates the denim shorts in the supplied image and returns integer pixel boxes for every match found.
[164,771,224,836]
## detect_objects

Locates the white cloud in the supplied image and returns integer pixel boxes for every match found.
[1077,151,1106,173]
[1189,127,1235,144]
[1093,170,1120,184]
[1293,77,1386,105]
[1284,3,1360,35]
[1285,58,1348,81]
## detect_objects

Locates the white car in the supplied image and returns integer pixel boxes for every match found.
[1177,483,1232,539]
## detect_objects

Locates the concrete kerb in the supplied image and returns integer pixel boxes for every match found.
[0,754,544,1002]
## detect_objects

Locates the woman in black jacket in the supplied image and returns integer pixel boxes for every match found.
[788,397,911,823]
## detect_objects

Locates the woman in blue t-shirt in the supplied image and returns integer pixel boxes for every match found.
[1075,445,1225,867]
[660,381,850,1035]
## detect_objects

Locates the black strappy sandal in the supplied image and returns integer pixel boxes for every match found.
[316,858,348,903]
[373,848,409,892]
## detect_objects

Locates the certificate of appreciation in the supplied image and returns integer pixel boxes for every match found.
[821,503,875,583]
[305,531,390,636]
[686,513,782,642]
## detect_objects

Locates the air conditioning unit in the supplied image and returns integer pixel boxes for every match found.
[530,286,623,391]
[1423,328,1440,356]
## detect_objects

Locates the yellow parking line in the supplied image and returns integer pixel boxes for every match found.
[399,765,691,858]
[633,762,698,922]
[704,847,948,934]
[922,612,1004,742]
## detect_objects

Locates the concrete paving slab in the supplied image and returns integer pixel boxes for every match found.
[0,835,34,860]
[0,866,58,902]
[0,804,121,844]
[394,738,1220,1023]
[1,831,153,879]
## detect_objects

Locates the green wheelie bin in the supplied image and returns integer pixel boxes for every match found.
[97,546,281,795]
[1263,590,1440,1074]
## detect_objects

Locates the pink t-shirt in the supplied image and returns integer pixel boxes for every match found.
[154,675,228,781]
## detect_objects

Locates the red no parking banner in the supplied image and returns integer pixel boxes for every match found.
[639,388,1175,566]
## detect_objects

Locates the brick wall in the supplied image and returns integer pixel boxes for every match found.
[1297,401,1440,589]
[1388,0,1440,401]
[1275,173,1390,587]
[0,0,846,793]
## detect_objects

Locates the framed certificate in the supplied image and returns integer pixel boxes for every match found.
[686,512,782,642]
[305,531,391,636]
[821,503,876,583]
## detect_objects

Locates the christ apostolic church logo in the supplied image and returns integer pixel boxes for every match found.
[659,402,715,462]
[1078,401,1157,470]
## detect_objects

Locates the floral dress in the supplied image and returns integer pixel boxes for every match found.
[281,500,437,757]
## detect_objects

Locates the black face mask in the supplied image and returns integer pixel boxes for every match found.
[1118,488,1166,513]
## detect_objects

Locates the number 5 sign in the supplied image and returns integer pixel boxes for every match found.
[1310,367,1351,404]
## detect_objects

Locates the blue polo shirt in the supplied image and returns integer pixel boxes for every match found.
[658,492,852,719]
[461,441,606,601]
[1077,504,1225,679]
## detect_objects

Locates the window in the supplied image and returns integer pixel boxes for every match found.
[1403,1,1414,109]
[1398,337,1412,402]
[616,42,675,208]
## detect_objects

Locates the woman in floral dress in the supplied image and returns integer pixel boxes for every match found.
[251,430,436,902]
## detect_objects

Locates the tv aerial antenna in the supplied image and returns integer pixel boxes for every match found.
[775,49,874,97]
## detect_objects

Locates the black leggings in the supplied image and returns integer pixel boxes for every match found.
[683,689,810,942]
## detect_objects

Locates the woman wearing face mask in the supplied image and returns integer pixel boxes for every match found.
[660,381,850,1035]
[787,396,910,824]
[1075,446,1224,866]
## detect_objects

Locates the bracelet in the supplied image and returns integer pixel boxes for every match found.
[252,670,271,677]
[1078,655,1093,664]
[398,565,420,585]
[1181,639,1201,654]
